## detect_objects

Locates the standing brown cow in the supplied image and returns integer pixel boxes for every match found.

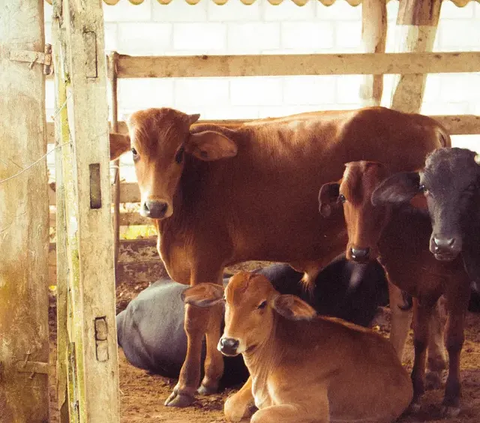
[110,106,448,407]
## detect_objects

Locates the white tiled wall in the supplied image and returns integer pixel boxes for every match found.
[43,0,480,176]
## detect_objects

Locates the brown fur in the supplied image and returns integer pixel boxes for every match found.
[110,106,450,407]
[185,273,413,423]
[333,161,470,415]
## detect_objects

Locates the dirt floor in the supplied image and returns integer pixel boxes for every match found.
[49,280,480,423]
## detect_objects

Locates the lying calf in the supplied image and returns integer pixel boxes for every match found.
[117,255,388,384]
[183,272,412,423]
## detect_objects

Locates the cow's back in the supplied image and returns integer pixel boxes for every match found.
[178,107,448,269]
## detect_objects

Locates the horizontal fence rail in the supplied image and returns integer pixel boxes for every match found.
[114,52,480,78]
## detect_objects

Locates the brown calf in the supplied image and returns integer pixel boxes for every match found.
[184,272,413,423]
[319,161,470,416]
[110,107,449,407]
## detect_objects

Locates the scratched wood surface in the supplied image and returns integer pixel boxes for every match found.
[0,1,50,422]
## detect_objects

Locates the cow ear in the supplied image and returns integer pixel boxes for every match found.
[110,133,131,161]
[272,295,317,321]
[186,131,238,161]
[318,182,340,218]
[371,172,420,206]
[181,283,225,308]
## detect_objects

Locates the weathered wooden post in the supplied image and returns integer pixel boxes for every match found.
[360,0,387,106]
[0,1,50,421]
[390,0,442,112]
[52,0,120,421]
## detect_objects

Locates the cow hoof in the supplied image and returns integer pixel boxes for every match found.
[164,391,195,408]
[197,383,219,396]
[441,405,461,418]
[425,371,443,390]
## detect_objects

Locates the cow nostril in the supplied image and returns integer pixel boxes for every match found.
[350,247,370,261]
[144,201,168,218]
[433,236,456,250]
[220,338,239,351]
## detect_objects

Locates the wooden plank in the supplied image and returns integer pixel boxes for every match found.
[51,2,70,421]
[360,0,387,106]
[55,0,120,421]
[391,0,442,113]
[0,2,50,422]
[115,52,480,78]
[46,114,480,146]
[109,52,122,274]
[50,210,151,227]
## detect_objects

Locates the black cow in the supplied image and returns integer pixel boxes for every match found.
[117,254,388,384]
[371,147,480,291]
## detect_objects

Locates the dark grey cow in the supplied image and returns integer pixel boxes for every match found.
[372,147,480,289]
[117,254,388,384]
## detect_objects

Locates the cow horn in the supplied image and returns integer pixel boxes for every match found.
[475,154,480,165]
[188,113,201,126]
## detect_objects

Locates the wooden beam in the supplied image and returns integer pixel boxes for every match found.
[114,52,480,78]
[53,0,120,421]
[360,0,387,106]
[391,0,442,113]
[0,1,50,421]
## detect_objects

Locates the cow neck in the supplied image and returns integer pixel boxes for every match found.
[241,313,281,381]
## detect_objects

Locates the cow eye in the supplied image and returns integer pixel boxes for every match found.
[131,147,139,161]
[338,194,347,204]
[419,184,428,195]
[175,146,185,164]
[257,300,267,310]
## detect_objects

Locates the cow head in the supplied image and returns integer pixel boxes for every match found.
[373,148,480,288]
[182,272,316,357]
[319,161,393,263]
[109,108,238,219]
[372,148,480,267]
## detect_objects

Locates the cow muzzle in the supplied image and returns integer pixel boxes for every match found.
[218,337,240,357]
[430,234,461,261]
[350,247,370,263]
[141,200,169,219]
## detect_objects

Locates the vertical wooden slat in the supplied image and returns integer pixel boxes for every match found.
[52,0,120,421]
[51,1,71,421]
[109,52,121,279]
[0,1,50,422]
[390,0,442,112]
[360,0,387,106]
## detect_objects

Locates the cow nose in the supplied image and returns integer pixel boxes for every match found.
[350,247,370,262]
[143,200,168,219]
[218,337,239,356]
[433,236,455,251]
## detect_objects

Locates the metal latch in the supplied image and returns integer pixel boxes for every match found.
[6,44,53,75]
[15,352,49,379]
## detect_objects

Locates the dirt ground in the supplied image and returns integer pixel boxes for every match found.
[49,281,480,423]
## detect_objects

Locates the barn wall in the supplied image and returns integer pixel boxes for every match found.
[43,0,480,179]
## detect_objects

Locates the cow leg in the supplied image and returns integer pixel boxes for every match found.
[388,281,412,361]
[251,403,329,423]
[425,297,447,390]
[441,284,469,417]
[410,297,435,412]
[165,303,209,407]
[224,376,256,422]
[198,300,225,395]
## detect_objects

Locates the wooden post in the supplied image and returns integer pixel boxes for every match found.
[0,1,50,422]
[390,0,442,112]
[109,52,121,279]
[52,0,120,421]
[360,0,387,106]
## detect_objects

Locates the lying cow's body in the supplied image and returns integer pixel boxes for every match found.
[110,106,449,406]
[184,272,413,423]
[117,255,388,379]
[320,161,471,416]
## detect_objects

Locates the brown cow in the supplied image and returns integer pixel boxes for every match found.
[183,272,413,423]
[110,106,449,407]
[318,161,470,416]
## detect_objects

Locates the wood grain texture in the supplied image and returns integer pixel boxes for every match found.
[0,1,50,421]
